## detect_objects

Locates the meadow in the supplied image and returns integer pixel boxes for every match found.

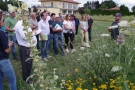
[4,15,135,90]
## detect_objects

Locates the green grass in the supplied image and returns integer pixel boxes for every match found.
[4,20,135,89]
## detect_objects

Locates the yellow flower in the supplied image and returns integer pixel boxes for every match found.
[68,85,72,90]
[76,87,82,90]
[93,83,96,86]
[92,88,98,90]
[67,74,70,76]
[75,68,79,72]
[94,76,96,78]
[100,84,107,89]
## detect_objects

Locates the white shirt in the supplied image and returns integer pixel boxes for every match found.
[14,20,37,47]
[38,19,50,35]
[63,20,73,33]
[47,16,51,21]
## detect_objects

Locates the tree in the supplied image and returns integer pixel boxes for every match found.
[101,0,117,9]
[120,5,129,12]
[100,3,108,9]
[84,1,90,9]
[84,9,90,14]
[78,7,84,15]
[132,5,135,12]
[33,6,38,13]
[0,1,8,11]
[95,1,100,9]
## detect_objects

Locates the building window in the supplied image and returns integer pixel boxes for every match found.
[62,10,67,15]
[73,11,76,14]
[68,10,72,14]
[68,3,72,9]
[51,2,53,7]
[73,4,77,10]
[63,3,67,8]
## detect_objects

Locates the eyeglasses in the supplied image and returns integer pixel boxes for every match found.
[2,14,5,15]
[68,16,71,17]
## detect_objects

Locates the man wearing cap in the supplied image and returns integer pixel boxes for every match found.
[5,11,18,61]
[108,13,122,39]
[52,15,65,55]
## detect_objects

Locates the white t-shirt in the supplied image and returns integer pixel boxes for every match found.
[63,20,73,33]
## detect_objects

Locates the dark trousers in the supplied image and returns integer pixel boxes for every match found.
[36,34,40,49]
[64,33,74,49]
[88,30,92,41]
[19,46,32,81]
[75,25,79,35]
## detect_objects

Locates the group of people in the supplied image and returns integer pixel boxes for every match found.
[0,10,94,89]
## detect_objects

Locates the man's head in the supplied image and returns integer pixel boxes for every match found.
[87,15,91,19]
[31,12,36,19]
[10,12,16,18]
[41,12,47,20]
[59,13,62,17]
[115,13,122,22]
[71,14,75,20]
[51,13,56,20]
[55,15,60,22]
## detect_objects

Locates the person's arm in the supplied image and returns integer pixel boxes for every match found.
[30,20,38,30]
[1,32,13,53]
[52,23,63,32]
[86,22,89,31]
[5,19,14,32]
[38,22,45,41]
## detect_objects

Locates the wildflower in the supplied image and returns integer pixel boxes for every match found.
[76,87,82,90]
[80,47,85,50]
[75,68,79,72]
[92,87,98,90]
[100,84,107,89]
[105,53,110,57]
[117,34,125,45]
[67,74,70,76]
[54,75,58,80]
[111,66,122,72]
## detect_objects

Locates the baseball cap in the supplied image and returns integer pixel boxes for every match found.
[115,13,122,17]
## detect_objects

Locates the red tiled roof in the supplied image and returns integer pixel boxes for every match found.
[39,0,80,4]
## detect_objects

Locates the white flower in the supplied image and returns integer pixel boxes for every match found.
[118,20,129,27]
[21,2,28,11]
[100,34,110,37]
[17,8,22,13]
[111,66,122,72]
[8,4,17,13]
[54,75,58,80]
[105,53,110,57]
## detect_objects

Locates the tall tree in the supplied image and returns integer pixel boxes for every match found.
[84,1,90,9]
[120,5,129,12]
[132,5,135,12]
[101,0,117,9]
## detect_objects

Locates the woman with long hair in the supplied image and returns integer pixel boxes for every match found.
[63,14,76,52]
[80,14,90,47]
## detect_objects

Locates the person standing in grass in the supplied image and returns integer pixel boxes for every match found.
[80,14,90,47]
[87,15,93,42]
[52,15,65,55]
[63,14,76,53]
[29,12,40,50]
[5,11,18,61]
[108,13,122,40]
[0,14,17,90]
[38,12,51,61]
[74,15,80,35]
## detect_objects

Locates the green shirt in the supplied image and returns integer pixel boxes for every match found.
[5,17,17,36]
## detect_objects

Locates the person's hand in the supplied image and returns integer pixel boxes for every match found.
[33,30,37,35]
[8,41,13,47]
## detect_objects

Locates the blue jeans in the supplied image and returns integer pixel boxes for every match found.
[47,34,54,51]
[53,33,65,55]
[41,40,48,58]
[88,30,92,41]
[0,59,17,90]
[9,35,17,59]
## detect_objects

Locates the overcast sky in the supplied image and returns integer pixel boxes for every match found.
[22,0,135,11]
